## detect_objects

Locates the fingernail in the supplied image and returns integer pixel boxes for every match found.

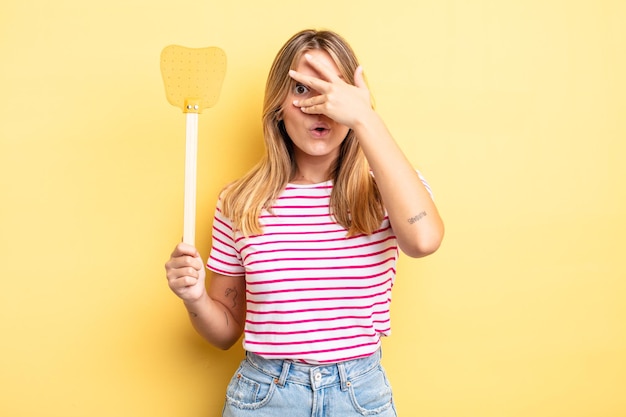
[292,100,299,106]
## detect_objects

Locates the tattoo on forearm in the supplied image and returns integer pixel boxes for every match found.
[225,287,238,309]
[408,211,427,224]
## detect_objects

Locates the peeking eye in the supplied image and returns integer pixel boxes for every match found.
[294,83,309,95]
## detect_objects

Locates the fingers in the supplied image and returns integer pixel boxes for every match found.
[170,242,199,258]
[288,57,367,107]
[302,53,337,82]
[288,70,327,96]
[288,54,340,95]
[288,54,372,126]
[168,243,201,270]
[168,273,198,290]
[303,53,352,83]
[293,94,325,112]
[291,53,365,88]
[353,65,366,89]
[165,243,203,280]
[164,242,207,302]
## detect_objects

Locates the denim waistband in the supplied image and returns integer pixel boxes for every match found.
[244,349,382,392]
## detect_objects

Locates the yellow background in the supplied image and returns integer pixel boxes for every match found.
[1,0,625,416]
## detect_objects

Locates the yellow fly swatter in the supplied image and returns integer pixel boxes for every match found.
[160,45,226,245]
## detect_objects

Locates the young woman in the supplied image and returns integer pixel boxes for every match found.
[165,29,444,416]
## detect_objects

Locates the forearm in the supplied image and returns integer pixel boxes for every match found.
[183,292,244,350]
[354,111,444,257]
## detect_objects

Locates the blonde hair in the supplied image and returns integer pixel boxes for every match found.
[222,29,384,236]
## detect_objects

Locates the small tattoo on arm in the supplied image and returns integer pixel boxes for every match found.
[408,211,427,225]
[225,287,238,309]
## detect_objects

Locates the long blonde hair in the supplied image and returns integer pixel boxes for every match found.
[222,29,384,236]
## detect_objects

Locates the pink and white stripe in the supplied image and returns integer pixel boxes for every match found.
[207,180,406,364]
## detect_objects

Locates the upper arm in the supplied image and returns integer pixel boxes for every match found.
[207,271,246,330]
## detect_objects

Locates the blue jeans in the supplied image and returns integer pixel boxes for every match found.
[222,349,397,417]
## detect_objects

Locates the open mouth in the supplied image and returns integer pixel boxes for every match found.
[310,123,330,136]
[310,127,329,137]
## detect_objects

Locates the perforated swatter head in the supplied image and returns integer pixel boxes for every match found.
[160,45,227,113]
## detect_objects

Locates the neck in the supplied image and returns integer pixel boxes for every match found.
[290,170,330,184]
[291,154,335,185]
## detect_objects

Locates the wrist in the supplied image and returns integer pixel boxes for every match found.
[350,107,377,131]
[182,290,209,311]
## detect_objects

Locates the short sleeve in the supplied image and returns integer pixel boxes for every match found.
[206,194,245,276]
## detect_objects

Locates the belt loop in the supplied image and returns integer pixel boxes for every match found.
[276,360,291,387]
[337,362,349,391]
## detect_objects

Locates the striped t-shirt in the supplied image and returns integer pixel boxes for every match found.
[207,180,415,364]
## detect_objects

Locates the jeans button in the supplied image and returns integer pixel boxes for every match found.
[314,372,322,382]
